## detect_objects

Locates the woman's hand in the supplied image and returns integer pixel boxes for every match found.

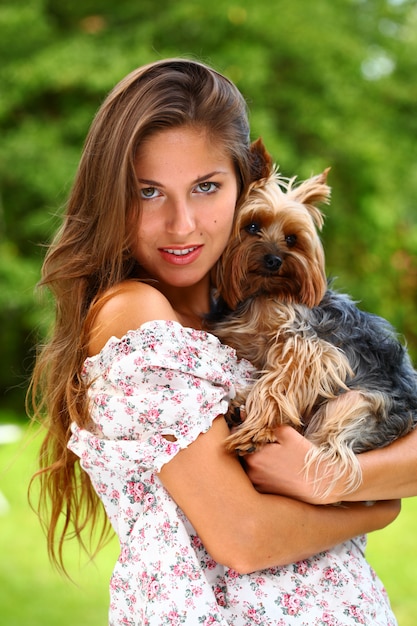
[242,425,335,504]
[243,423,417,504]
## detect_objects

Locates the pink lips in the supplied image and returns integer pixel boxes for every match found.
[159,245,203,265]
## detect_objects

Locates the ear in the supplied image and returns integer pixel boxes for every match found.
[249,137,274,182]
[288,168,331,231]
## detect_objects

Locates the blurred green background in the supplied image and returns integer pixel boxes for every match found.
[1,0,417,415]
[1,424,417,624]
[1,0,416,623]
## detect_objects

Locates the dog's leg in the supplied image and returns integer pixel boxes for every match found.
[303,390,386,498]
[225,332,352,454]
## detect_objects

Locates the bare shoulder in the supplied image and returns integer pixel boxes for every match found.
[88,281,179,356]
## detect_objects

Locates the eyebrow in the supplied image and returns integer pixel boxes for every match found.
[137,170,230,187]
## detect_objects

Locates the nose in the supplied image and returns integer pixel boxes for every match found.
[263,254,282,272]
[166,198,196,236]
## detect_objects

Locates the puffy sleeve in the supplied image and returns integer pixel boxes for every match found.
[69,320,253,474]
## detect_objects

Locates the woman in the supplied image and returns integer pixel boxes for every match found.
[30,57,416,625]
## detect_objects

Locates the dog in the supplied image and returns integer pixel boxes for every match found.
[207,139,417,497]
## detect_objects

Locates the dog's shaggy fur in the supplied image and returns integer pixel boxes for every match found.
[208,140,417,496]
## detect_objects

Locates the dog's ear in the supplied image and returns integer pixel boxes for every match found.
[249,138,274,182]
[289,168,331,231]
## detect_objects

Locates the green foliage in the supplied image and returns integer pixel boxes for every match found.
[1,0,417,411]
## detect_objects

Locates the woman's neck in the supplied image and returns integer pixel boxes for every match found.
[155,278,211,330]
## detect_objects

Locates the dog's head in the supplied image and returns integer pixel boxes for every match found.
[214,139,329,309]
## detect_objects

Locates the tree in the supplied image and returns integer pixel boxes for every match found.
[1,0,416,414]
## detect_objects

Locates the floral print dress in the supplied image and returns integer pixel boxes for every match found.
[68,320,397,626]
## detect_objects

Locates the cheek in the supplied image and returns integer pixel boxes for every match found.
[130,207,160,246]
[215,211,235,251]
[219,192,238,228]
[125,204,142,245]
[128,216,153,262]
[226,201,238,232]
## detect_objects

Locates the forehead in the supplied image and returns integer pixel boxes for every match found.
[136,126,232,169]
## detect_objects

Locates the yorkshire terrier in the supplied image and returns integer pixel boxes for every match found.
[208,139,417,497]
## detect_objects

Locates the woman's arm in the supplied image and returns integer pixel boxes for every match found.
[243,424,417,505]
[90,282,400,574]
[158,417,400,574]
[348,427,417,501]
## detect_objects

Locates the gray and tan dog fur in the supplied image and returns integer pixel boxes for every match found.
[208,139,417,497]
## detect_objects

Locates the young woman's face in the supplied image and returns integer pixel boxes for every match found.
[132,126,239,291]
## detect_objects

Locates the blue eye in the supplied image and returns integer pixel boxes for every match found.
[140,187,158,199]
[195,182,219,194]
[245,222,261,235]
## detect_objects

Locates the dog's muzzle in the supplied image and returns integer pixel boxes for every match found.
[263,254,282,272]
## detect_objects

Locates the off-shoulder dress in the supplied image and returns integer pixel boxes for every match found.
[68,320,396,626]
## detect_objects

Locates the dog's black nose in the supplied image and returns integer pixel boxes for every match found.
[263,254,282,271]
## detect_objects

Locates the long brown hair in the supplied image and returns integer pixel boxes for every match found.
[28,58,253,571]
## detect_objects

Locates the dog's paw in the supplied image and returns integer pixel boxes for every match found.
[224,405,245,428]
[224,429,257,455]
[225,426,277,455]
[236,444,258,455]
[232,441,259,456]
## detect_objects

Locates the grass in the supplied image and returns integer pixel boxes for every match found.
[367,497,417,625]
[1,417,416,625]
[0,420,119,626]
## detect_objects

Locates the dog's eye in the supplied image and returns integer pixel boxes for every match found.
[245,222,261,235]
[285,234,297,247]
